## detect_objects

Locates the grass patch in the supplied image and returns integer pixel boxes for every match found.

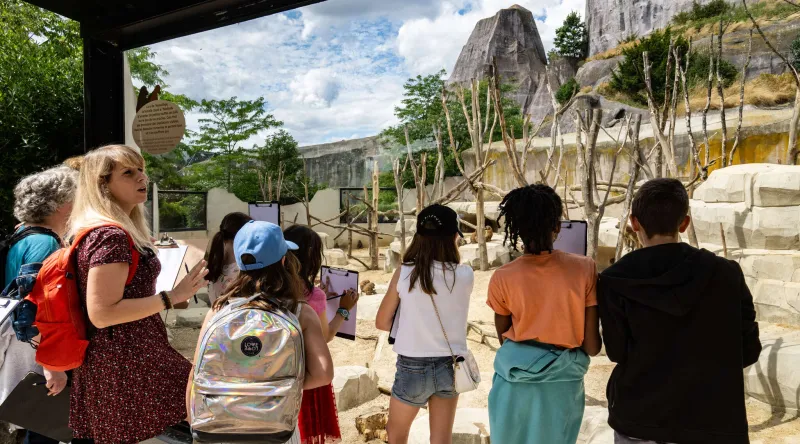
[673,0,799,35]
[685,73,797,112]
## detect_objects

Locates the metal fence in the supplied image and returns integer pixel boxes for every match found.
[153,190,208,232]
[339,187,399,224]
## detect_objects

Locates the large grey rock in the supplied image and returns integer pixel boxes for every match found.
[460,241,511,268]
[175,307,210,328]
[744,325,800,412]
[448,6,549,124]
[576,57,621,88]
[316,231,332,249]
[409,408,491,444]
[578,406,614,444]
[586,0,738,56]
[447,202,502,222]
[394,218,416,237]
[332,366,380,412]
[690,201,800,250]
[323,248,349,266]
[357,294,383,322]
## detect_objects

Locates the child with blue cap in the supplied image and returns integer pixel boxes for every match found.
[186,221,334,444]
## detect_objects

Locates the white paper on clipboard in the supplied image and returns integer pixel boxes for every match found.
[156,245,188,293]
[249,202,280,225]
[554,220,588,256]
[321,266,358,341]
[0,298,21,324]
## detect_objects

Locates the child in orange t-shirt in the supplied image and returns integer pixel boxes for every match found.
[486,184,601,444]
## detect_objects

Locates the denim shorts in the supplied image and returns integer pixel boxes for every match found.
[391,355,457,407]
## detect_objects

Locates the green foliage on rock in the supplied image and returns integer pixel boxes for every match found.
[553,11,588,60]
[685,50,738,89]
[610,28,689,105]
[673,0,731,25]
[556,78,580,105]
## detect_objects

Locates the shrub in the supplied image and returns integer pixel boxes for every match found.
[610,28,689,105]
[792,35,800,71]
[556,78,580,105]
[673,0,731,25]
[685,50,738,89]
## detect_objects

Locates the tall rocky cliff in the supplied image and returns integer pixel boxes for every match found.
[448,5,576,134]
[586,0,738,56]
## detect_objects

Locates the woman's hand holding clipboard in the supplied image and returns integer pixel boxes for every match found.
[320,276,359,309]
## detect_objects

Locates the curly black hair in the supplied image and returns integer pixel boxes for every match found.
[498,184,563,254]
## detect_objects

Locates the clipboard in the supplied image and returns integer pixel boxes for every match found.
[156,245,189,293]
[248,202,281,225]
[0,298,21,325]
[0,372,72,443]
[388,303,400,344]
[554,220,588,256]
[321,266,358,341]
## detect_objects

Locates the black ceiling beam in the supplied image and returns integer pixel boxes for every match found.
[26,0,324,50]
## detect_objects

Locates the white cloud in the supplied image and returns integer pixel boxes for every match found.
[142,0,587,146]
[289,68,342,107]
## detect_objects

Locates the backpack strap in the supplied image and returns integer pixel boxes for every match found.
[68,225,140,285]
[8,226,61,248]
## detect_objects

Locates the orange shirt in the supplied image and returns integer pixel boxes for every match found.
[486,250,597,349]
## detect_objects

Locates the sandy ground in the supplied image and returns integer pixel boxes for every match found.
[168,250,800,443]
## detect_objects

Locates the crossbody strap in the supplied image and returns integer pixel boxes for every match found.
[427,293,458,368]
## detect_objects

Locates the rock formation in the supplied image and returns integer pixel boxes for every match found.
[586,0,738,56]
[448,5,555,123]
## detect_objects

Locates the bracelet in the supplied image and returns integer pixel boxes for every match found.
[336,308,350,321]
[160,291,173,310]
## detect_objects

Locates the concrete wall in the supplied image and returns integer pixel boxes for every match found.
[299,136,393,188]
[205,187,398,248]
[206,188,249,237]
[463,108,794,193]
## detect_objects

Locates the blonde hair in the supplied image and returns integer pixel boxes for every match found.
[68,145,153,251]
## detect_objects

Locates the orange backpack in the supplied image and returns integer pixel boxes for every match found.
[26,225,140,371]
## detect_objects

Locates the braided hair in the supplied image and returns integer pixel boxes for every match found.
[498,184,563,254]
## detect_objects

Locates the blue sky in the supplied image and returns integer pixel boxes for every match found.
[144,0,585,146]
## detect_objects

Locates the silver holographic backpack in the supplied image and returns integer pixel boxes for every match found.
[190,294,305,443]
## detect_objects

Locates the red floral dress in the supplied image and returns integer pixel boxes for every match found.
[298,287,341,444]
[69,227,192,444]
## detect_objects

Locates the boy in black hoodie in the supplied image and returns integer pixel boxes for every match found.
[598,178,762,444]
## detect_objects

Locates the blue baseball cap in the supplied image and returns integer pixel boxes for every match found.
[233,220,298,271]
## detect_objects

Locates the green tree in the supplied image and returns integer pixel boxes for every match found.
[0,0,84,236]
[610,28,689,105]
[553,11,588,59]
[250,129,317,204]
[382,72,524,184]
[194,97,282,192]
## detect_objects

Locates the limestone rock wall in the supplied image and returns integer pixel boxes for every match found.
[586,0,738,56]
[691,164,800,326]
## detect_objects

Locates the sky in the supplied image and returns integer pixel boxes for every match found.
[144,0,586,147]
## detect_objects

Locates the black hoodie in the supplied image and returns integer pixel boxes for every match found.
[598,243,761,444]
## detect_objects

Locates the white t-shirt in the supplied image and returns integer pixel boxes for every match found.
[393,262,474,358]
[208,262,239,304]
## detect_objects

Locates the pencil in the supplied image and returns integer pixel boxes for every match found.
[185,263,198,304]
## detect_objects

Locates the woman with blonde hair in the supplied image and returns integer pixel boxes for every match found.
[64,145,208,444]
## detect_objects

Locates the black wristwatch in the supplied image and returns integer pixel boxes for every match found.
[336,308,350,321]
